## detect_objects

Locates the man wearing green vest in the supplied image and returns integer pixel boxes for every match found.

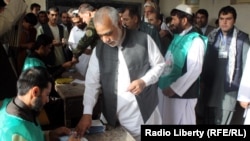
[0,67,77,141]
[158,4,207,124]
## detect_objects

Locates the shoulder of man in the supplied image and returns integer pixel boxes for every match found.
[236,27,249,39]
[141,21,155,29]
[207,28,219,44]
[85,28,95,38]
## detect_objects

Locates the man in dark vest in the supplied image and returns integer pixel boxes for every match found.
[157,4,207,124]
[75,6,165,141]
[36,7,72,67]
[202,6,249,125]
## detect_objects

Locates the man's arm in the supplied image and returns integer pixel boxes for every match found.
[75,48,101,136]
[0,0,27,36]
[170,37,205,96]
[140,35,165,86]
[72,19,98,59]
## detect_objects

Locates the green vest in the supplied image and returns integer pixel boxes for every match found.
[22,57,46,71]
[0,98,44,141]
[159,32,207,89]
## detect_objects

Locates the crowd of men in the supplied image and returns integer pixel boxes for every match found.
[1,0,250,141]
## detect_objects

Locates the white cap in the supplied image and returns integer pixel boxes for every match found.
[73,10,79,14]
[175,4,193,15]
[144,1,156,9]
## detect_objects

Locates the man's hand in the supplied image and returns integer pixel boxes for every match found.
[162,87,175,97]
[72,56,79,64]
[239,101,250,109]
[75,114,92,137]
[127,79,146,95]
[49,126,71,141]
[62,61,75,69]
[84,48,92,55]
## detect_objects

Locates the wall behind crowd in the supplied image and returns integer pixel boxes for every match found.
[26,0,250,35]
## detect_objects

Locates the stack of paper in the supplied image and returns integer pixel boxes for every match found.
[86,119,106,134]
[59,120,105,141]
[59,136,88,141]
[71,79,85,85]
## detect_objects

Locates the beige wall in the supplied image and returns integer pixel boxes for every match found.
[27,0,250,34]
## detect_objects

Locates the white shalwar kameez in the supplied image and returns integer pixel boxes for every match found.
[237,49,250,124]
[83,34,165,141]
[158,27,206,125]
[68,26,90,76]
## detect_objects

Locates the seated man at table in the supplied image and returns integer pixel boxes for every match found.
[0,67,78,141]
[22,34,75,79]
[22,34,76,127]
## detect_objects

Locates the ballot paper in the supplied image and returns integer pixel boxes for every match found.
[59,120,105,141]
[59,136,88,141]
[71,79,85,85]
[86,119,106,134]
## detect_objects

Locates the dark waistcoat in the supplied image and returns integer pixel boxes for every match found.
[95,29,158,126]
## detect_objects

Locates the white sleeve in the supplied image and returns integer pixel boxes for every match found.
[0,0,27,36]
[171,37,205,96]
[83,48,101,114]
[238,49,250,102]
[140,35,166,86]
[36,26,44,39]
[68,29,75,44]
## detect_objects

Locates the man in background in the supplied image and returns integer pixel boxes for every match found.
[37,7,71,67]
[195,9,215,36]
[194,8,216,124]
[71,3,98,64]
[202,6,249,125]
[30,3,40,16]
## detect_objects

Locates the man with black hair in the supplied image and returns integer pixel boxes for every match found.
[37,7,71,67]
[195,9,215,36]
[30,3,41,16]
[202,6,250,125]
[158,4,207,124]
[0,67,78,141]
[121,6,163,54]
[71,3,98,64]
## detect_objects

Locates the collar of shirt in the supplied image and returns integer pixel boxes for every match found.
[7,97,39,126]
[180,26,193,36]
[201,24,208,35]
[118,28,126,48]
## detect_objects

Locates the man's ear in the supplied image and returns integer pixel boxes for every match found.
[88,11,92,17]
[182,17,188,25]
[31,86,40,97]
[134,15,139,24]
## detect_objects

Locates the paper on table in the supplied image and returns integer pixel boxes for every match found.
[59,136,88,141]
[86,120,106,134]
[71,79,85,85]
[91,119,103,126]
